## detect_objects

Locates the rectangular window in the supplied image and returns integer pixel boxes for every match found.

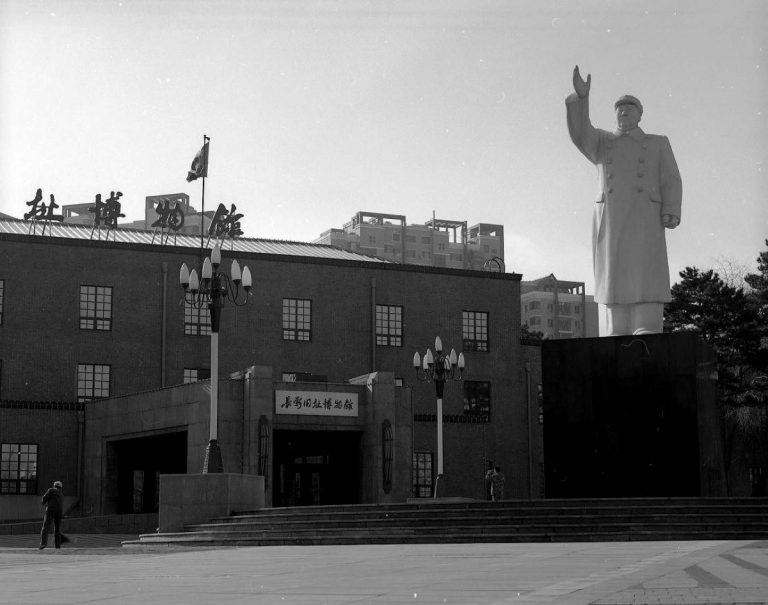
[77,363,111,402]
[1,443,38,495]
[464,381,491,421]
[0,279,4,325]
[412,452,433,498]
[79,285,113,330]
[558,302,572,315]
[184,296,211,336]
[283,298,311,341]
[376,304,403,347]
[463,310,489,352]
[529,300,541,310]
[183,368,210,384]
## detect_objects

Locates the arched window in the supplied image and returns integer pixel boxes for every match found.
[382,420,393,494]
[258,416,270,488]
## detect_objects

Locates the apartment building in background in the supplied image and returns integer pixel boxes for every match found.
[314,211,505,271]
[521,274,599,339]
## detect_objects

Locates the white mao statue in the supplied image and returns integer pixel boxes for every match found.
[566,66,682,336]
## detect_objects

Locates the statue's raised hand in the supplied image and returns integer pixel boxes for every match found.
[573,65,591,98]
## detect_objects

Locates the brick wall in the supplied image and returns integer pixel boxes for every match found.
[1,232,529,506]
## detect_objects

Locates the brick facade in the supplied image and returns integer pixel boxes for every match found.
[0,228,530,517]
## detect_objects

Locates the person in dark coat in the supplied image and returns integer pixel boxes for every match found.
[490,467,505,502]
[484,461,494,501]
[39,480,64,549]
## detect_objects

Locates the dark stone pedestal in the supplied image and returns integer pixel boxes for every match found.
[542,332,725,498]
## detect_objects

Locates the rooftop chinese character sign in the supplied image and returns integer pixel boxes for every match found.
[275,391,359,417]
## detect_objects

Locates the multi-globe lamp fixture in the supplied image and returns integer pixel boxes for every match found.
[413,336,465,497]
[179,243,252,473]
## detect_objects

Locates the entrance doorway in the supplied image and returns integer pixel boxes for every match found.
[273,430,361,507]
[107,431,187,514]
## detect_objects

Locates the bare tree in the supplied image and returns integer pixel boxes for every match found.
[713,256,754,290]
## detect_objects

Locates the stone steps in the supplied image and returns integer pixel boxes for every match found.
[122,498,768,548]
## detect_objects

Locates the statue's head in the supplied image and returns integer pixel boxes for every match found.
[615,95,643,132]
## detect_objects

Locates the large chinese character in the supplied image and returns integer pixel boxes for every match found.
[208,203,244,238]
[90,191,125,229]
[24,188,63,222]
[151,198,185,231]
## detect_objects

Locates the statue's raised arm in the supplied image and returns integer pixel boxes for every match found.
[572,65,591,98]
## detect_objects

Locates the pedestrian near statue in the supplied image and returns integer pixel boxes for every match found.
[39,480,64,550]
[484,461,494,501]
[490,466,505,502]
[566,65,682,336]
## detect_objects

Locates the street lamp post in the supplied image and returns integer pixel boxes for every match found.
[179,243,252,473]
[413,336,465,498]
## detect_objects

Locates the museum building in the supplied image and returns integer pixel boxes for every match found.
[0,219,541,520]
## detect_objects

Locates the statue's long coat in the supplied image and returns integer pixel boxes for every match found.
[566,93,682,305]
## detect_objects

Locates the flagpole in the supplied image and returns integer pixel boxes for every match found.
[200,134,209,251]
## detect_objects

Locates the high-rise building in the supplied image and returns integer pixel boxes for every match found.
[314,211,504,271]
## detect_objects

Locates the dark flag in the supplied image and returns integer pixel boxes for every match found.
[186,141,209,182]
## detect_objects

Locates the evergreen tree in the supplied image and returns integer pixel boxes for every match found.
[664,267,757,403]
[520,323,544,343]
[743,239,768,404]
[665,245,768,493]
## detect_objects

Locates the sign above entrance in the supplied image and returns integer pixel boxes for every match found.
[276,390,358,417]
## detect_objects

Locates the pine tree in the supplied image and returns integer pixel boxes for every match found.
[665,244,768,494]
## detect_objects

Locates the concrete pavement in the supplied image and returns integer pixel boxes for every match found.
[0,538,767,604]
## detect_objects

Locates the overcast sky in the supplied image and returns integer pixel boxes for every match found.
[1,0,766,292]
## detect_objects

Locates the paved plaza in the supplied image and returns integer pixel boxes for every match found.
[1,536,767,604]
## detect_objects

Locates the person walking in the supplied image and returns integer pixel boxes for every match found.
[39,480,64,550]
[490,466,505,502]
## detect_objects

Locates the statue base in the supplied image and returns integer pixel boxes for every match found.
[542,332,725,498]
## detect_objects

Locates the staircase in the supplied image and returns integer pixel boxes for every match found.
[122,498,768,548]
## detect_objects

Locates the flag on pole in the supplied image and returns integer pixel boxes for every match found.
[186,141,209,182]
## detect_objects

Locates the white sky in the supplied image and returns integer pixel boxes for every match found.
[1,0,766,292]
